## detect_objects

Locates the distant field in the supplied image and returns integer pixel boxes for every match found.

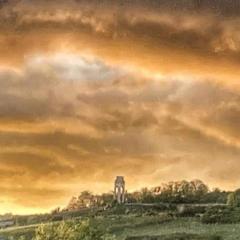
[1,216,240,240]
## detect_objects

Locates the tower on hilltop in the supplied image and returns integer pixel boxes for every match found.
[114,176,125,204]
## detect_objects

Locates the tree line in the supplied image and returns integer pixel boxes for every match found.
[62,180,236,212]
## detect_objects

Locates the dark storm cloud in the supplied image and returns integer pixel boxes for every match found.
[0,0,240,213]
[0,56,240,205]
[0,0,240,83]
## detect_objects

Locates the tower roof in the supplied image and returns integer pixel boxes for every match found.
[115,176,125,184]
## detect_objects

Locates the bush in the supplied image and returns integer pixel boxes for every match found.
[201,206,240,224]
[176,204,207,217]
[108,214,173,232]
[227,192,238,207]
[114,203,172,216]
[33,220,116,240]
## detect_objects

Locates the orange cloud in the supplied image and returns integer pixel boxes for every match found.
[0,1,240,214]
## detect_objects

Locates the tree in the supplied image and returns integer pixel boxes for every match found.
[191,179,209,196]
[79,191,92,198]
[153,180,210,203]
[51,207,61,215]
[140,188,154,203]
[67,197,78,210]
[101,192,114,205]
[227,192,238,208]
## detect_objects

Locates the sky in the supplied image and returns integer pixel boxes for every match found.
[0,0,240,214]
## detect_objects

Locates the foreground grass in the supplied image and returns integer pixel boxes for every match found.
[116,218,240,240]
[0,225,36,239]
[1,216,240,240]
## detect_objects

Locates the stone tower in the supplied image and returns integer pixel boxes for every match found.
[114,176,125,204]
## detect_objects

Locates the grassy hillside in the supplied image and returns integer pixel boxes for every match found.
[0,225,36,240]
[115,217,240,240]
[1,216,240,240]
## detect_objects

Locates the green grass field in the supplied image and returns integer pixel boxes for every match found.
[1,216,240,240]
[115,217,240,240]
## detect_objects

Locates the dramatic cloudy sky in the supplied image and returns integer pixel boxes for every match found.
[0,0,240,214]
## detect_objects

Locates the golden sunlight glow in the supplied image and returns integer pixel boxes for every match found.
[0,0,240,214]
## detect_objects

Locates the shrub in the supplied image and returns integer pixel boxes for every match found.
[201,206,240,224]
[176,204,206,217]
[227,192,238,207]
[33,220,116,240]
